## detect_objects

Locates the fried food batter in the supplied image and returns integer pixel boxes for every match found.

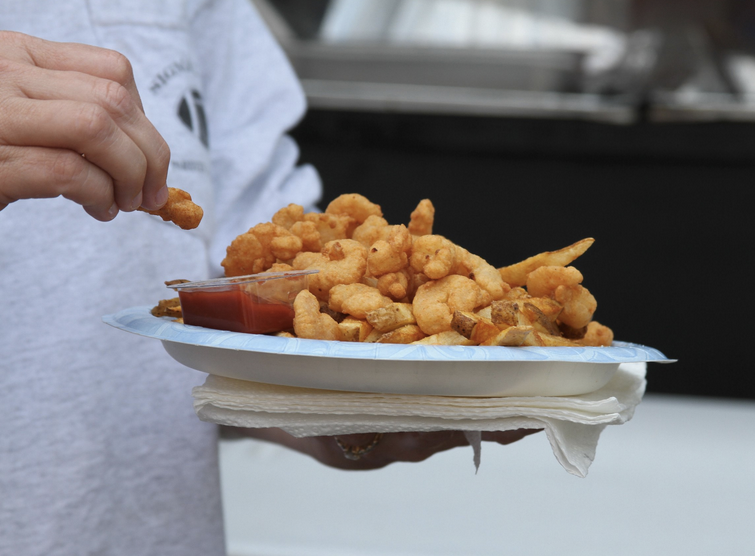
[140,187,203,230]
[214,192,612,345]
[222,223,303,277]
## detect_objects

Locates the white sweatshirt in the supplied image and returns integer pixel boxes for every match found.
[0,1,321,554]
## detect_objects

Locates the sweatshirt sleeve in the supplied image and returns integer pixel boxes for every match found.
[188,0,322,274]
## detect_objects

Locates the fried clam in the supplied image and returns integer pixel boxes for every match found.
[376,267,415,301]
[410,235,507,301]
[292,239,368,301]
[553,284,597,329]
[523,265,596,329]
[222,222,302,276]
[293,290,341,341]
[325,193,383,236]
[352,215,390,248]
[578,321,614,347]
[366,225,413,277]
[139,187,203,230]
[525,265,583,298]
[328,283,392,319]
[412,274,492,335]
[271,203,352,253]
[407,198,435,237]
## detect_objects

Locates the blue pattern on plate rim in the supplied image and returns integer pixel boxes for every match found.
[103,306,675,364]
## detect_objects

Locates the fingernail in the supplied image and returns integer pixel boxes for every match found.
[130,192,143,211]
[107,202,119,219]
[155,185,169,207]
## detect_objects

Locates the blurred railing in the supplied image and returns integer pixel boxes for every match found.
[253,0,755,124]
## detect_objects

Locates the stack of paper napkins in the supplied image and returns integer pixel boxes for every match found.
[193,362,646,477]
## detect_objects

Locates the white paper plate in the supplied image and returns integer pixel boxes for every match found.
[103,306,674,397]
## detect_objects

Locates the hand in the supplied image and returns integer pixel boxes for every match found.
[232,428,542,471]
[0,31,170,221]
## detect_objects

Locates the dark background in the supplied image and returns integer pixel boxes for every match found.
[292,109,754,400]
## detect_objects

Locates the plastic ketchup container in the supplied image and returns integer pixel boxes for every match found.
[167,270,318,334]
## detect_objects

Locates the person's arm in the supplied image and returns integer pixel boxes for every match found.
[226,427,542,471]
[0,31,170,220]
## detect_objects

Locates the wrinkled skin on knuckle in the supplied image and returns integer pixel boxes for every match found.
[50,149,89,195]
[75,102,116,148]
[102,49,136,88]
[153,138,171,173]
[95,79,135,121]
[0,30,33,58]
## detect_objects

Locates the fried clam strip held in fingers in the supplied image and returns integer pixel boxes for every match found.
[139,187,203,230]
[157,193,613,347]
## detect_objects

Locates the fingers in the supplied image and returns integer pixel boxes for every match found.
[0,32,170,215]
[0,145,119,221]
[237,428,543,472]
[323,429,543,470]
[8,62,170,209]
[0,31,145,111]
[3,96,152,211]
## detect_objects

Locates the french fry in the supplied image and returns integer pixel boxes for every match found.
[524,330,581,347]
[377,324,426,344]
[475,305,492,319]
[319,300,347,323]
[366,303,416,333]
[490,300,522,328]
[524,297,562,321]
[480,326,533,346]
[469,318,502,345]
[338,317,374,342]
[521,302,561,336]
[498,238,594,287]
[412,330,474,346]
[151,298,182,318]
[450,311,479,338]
[363,328,385,343]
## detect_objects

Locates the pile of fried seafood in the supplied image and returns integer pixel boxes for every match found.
[215,193,613,348]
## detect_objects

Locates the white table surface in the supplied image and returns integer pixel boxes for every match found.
[219,393,755,556]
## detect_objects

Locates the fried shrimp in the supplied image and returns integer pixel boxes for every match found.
[272,204,352,252]
[271,203,304,229]
[413,275,492,335]
[579,320,613,347]
[410,235,507,300]
[367,225,413,277]
[409,235,461,279]
[302,213,353,245]
[293,290,342,341]
[222,223,303,276]
[292,239,368,300]
[408,199,435,236]
[525,266,583,298]
[553,284,597,329]
[461,250,509,301]
[329,283,392,319]
[352,215,390,248]
[325,193,383,236]
[140,187,203,230]
[377,267,414,301]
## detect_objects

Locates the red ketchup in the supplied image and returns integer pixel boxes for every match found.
[178,288,295,334]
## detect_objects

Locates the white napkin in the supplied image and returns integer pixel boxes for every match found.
[194,362,646,477]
